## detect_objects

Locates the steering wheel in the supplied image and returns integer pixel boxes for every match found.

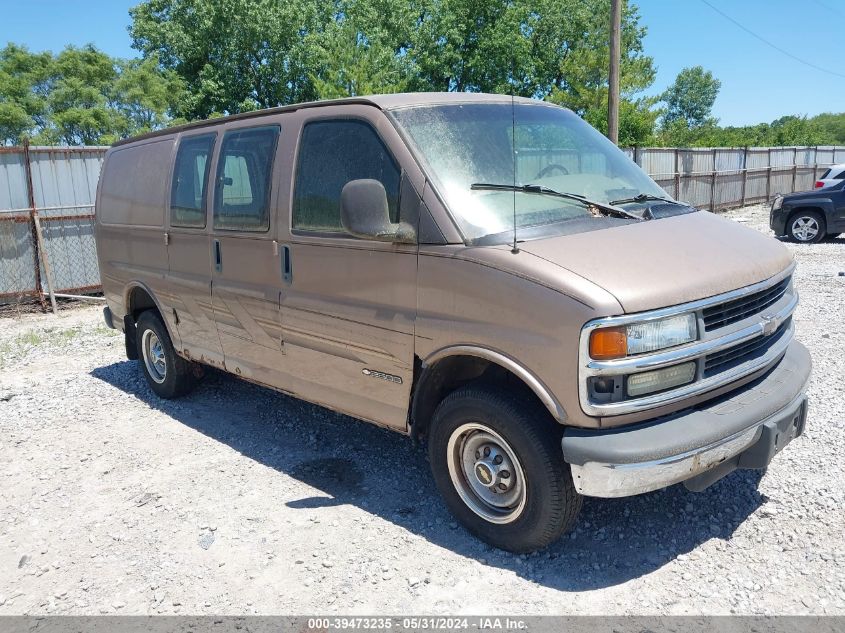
[535,163,569,178]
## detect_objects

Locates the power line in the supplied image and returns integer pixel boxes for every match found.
[809,0,845,18]
[699,0,845,79]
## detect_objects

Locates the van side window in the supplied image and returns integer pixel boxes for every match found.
[170,134,215,228]
[213,125,280,232]
[293,120,400,233]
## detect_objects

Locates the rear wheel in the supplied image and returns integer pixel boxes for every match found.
[136,310,197,399]
[787,211,825,243]
[428,384,581,552]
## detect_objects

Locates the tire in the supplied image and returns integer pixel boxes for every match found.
[786,211,825,243]
[135,310,197,399]
[427,384,582,553]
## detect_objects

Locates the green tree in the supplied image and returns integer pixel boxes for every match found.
[129,0,657,125]
[309,1,414,98]
[39,45,124,145]
[0,44,53,144]
[584,96,660,146]
[0,43,187,145]
[662,65,720,129]
[112,56,187,134]
[808,112,845,145]
[129,0,331,119]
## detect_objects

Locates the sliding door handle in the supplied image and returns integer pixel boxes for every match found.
[282,244,292,284]
[213,239,222,273]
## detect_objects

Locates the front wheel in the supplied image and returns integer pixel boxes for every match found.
[787,211,825,243]
[428,385,582,552]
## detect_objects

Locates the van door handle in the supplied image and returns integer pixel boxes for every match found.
[213,239,222,273]
[282,244,292,284]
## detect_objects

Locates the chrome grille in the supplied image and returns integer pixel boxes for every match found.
[702,276,791,331]
[703,318,792,378]
[579,265,797,417]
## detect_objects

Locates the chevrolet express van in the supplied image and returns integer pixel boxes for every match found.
[95,93,811,552]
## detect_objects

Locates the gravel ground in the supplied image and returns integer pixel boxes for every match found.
[0,203,843,616]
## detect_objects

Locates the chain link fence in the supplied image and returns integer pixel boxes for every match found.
[1,141,844,313]
[0,142,106,313]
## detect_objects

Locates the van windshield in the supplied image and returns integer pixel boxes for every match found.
[390,103,668,242]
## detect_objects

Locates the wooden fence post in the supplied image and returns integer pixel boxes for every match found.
[791,147,798,192]
[765,148,772,201]
[22,139,48,311]
[674,149,681,200]
[32,211,58,315]
[740,146,748,207]
[710,148,718,211]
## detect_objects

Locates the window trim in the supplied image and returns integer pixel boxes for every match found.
[290,116,403,239]
[212,124,280,234]
[169,132,217,230]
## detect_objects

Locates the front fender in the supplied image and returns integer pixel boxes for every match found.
[422,345,567,423]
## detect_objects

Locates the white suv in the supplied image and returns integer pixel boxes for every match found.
[815,164,845,189]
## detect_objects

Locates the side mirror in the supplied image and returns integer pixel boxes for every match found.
[340,179,415,243]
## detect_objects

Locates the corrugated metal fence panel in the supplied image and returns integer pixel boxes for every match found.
[0,146,107,305]
[0,152,30,212]
[637,148,676,178]
[770,148,795,167]
[714,149,744,171]
[0,152,37,300]
[28,148,105,293]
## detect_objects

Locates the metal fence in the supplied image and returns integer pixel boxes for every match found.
[1,143,844,309]
[624,145,845,211]
[0,142,106,308]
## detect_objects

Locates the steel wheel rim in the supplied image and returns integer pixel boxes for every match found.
[446,423,527,524]
[791,216,819,242]
[141,329,167,384]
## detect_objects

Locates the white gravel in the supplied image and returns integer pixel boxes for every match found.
[0,203,843,616]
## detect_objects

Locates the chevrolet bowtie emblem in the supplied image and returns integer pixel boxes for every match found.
[761,314,780,336]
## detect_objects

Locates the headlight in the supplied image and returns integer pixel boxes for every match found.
[589,313,697,360]
[772,195,783,211]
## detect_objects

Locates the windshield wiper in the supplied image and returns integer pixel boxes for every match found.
[609,193,685,206]
[470,183,643,221]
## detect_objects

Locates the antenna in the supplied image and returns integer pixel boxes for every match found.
[510,81,519,254]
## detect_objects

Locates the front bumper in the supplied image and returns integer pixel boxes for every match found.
[770,208,787,235]
[562,340,811,497]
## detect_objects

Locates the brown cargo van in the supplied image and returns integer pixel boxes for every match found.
[95,93,811,552]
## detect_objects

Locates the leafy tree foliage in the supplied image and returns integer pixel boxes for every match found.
[0,43,185,145]
[0,44,52,144]
[812,112,845,145]
[656,114,829,148]
[661,66,720,129]
[129,0,658,144]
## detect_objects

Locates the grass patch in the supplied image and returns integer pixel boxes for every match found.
[15,331,45,347]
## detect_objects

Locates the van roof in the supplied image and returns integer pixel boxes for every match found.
[111,92,550,147]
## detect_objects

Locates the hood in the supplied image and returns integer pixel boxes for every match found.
[519,211,794,313]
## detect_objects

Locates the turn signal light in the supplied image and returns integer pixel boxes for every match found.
[589,327,627,360]
[815,181,824,188]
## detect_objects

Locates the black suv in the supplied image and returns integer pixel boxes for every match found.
[770,180,845,243]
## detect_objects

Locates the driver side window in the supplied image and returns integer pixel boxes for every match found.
[292,120,401,233]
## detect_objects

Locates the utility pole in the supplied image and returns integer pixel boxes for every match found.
[608,0,621,145]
